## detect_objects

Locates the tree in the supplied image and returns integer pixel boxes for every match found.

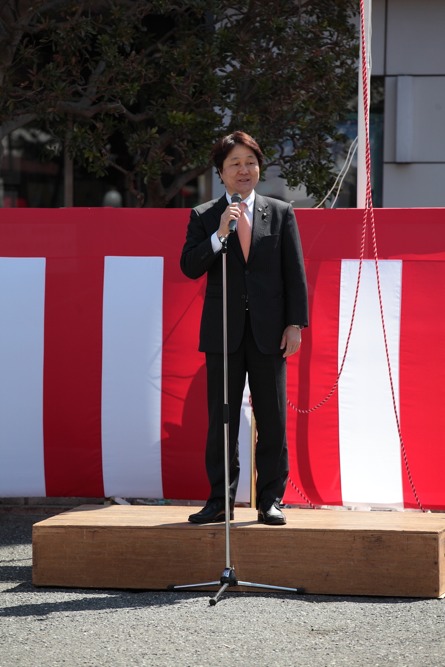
[0,0,358,206]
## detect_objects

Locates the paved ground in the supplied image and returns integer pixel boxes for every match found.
[1,508,444,667]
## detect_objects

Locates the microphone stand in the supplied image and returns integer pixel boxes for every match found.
[169,236,303,605]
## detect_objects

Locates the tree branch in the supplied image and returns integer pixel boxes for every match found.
[164,164,210,203]
[0,112,36,141]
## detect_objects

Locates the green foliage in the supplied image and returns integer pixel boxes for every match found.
[0,0,358,205]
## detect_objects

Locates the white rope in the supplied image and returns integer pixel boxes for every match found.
[315,136,358,209]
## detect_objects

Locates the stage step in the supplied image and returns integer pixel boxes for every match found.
[32,505,445,598]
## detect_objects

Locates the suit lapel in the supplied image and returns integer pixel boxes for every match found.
[250,194,270,260]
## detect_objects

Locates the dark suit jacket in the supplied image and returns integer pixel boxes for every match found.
[180,193,308,354]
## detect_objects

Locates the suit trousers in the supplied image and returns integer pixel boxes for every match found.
[205,312,289,508]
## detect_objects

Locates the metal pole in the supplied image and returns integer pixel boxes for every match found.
[221,241,231,569]
[357,0,372,208]
[250,412,257,508]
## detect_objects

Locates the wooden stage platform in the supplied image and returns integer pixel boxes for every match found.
[32,505,445,598]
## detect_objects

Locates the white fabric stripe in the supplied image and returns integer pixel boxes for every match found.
[0,258,46,496]
[338,260,403,508]
[101,257,164,498]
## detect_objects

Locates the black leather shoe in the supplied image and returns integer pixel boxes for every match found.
[188,499,234,524]
[258,502,286,525]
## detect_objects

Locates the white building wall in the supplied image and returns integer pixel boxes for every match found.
[376,0,445,206]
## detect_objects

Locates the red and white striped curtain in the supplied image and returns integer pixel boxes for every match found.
[1,207,444,510]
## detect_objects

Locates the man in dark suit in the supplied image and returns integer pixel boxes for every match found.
[180,131,308,525]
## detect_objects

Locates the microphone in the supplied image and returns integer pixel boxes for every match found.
[229,192,242,233]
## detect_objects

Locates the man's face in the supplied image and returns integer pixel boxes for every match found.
[219,144,260,198]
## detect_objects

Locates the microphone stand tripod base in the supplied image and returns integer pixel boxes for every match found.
[169,566,304,606]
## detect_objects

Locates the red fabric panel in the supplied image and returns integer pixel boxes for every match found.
[86,209,209,499]
[285,260,343,506]
[297,208,367,260]
[399,261,445,510]
[43,256,105,496]
[1,206,445,509]
[296,207,445,261]
[158,220,210,500]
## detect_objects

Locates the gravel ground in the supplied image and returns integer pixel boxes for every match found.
[1,510,444,667]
